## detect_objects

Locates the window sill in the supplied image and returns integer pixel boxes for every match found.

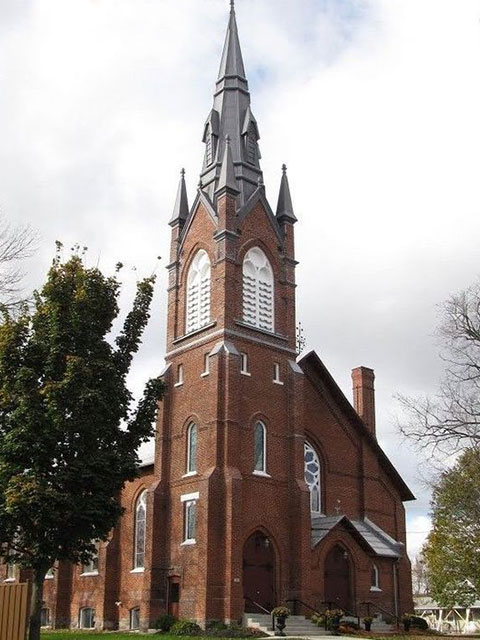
[173,321,217,345]
[200,372,209,378]
[240,371,251,377]
[182,471,198,478]
[252,470,271,478]
[44,575,54,580]
[181,539,196,546]
[273,379,284,385]
[370,586,382,592]
[130,567,145,574]
[80,572,99,577]
[235,320,288,342]
[174,382,184,388]
[4,578,15,583]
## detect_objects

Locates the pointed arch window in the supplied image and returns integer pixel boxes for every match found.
[304,441,321,514]
[371,564,380,590]
[242,247,274,332]
[134,490,147,570]
[254,421,267,473]
[186,250,211,334]
[186,422,198,474]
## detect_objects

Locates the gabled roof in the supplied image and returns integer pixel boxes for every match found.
[311,515,403,557]
[299,350,415,502]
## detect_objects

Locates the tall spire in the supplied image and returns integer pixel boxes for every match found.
[200,2,263,207]
[217,0,246,81]
[169,168,189,226]
[276,164,297,223]
[216,135,239,195]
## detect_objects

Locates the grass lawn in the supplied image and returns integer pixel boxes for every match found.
[41,634,155,639]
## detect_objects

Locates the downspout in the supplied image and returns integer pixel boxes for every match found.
[393,560,399,622]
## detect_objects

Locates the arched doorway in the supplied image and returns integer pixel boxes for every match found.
[324,545,353,611]
[243,531,276,613]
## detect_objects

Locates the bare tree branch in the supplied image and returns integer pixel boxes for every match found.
[0,215,37,308]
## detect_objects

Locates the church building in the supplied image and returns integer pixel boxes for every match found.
[19,2,415,631]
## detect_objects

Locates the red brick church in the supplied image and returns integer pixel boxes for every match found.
[34,2,414,631]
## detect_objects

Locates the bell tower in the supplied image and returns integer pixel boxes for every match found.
[152,1,311,625]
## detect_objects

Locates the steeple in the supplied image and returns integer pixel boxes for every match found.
[276,164,297,223]
[216,135,240,196]
[200,2,263,206]
[169,168,189,226]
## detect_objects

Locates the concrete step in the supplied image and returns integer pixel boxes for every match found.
[244,614,331,636]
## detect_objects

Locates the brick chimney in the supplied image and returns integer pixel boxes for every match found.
[351,366,376,436]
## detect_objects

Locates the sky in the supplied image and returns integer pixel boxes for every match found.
[1,0,480,561]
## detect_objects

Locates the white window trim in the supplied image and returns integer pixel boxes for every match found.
[371,564,381,591]
[4,578,15,583]
[174,364,184,387]
[186,423,197,474]
[240,352,250,376]
[273,363,283,385]
[181,491,200,502]
[370,585,382,592]
[182,471,198,478]
[80,571,99,577]
[201,352,210,377]
[133,490,147,570]
[252,469,271,478]
[44,574,54,580]
[130,567,145,574]
[254,421,267,474]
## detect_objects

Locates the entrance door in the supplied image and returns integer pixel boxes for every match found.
[243,531,276,613]
[324,545,352,611]
[168,576,180,618]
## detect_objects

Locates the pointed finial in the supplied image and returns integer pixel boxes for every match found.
[181,168,185,178]
[169,167,190,226]
[276,162,297,223]
[230,0,235,10]
[282,163,287,175]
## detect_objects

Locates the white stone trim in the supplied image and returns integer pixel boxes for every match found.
[181,491,199,502]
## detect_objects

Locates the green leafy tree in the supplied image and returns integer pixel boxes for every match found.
[423,448,480,607]
[0,248,164,640]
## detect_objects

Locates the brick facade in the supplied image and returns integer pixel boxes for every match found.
[1,4,414,631]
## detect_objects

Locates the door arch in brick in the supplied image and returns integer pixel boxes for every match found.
[324,544,353,612]
[242,530,276,613]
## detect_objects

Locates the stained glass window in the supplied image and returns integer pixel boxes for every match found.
[304,441,321,514]
[134,490,147,569]
[185,500,196,541]
[187,423,197,473]
[254,422,266,473]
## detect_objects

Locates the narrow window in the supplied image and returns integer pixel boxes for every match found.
[371,564,380,590]
[79,607,95,629]
[273,362,283,384]
[130,607,140,630]
[202,352,210,376]
[240,352,249,375]
[40,608,51,628]
[82,542,99,574]
[186,423,197,474]
[134,490,147,569]
[242,247,274,332]
[186,250,211,334]
[304,441,321,514]
[184,500,197,542]
[175,364,184,387]
[254,422,266,473]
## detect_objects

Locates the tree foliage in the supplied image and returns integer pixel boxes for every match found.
[423,448,480,607]
[0,248,164,639]
[399,280,480,457]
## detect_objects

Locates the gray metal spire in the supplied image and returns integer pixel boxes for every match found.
[216,135,239,195]
[200,2,263,207]
[169,168,189,226]
[276,164,297,223]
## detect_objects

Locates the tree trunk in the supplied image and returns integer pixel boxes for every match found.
[28,568,45,640]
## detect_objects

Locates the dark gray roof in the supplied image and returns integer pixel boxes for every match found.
[216,135,239,195]
[199,3,264,206]
[276,164,297,223]
[169,168,189,226]
[311,515,403,557]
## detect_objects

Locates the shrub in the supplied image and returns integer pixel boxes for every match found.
[155,613,177,632]
[410,615,429,630]
[170,619,202,636]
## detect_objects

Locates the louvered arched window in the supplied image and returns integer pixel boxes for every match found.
[186,250,211,334]
[304,441,321,514]
[242,247,274,332]
[134,490,147,569]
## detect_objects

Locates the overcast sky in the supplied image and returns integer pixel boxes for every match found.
[1,0,480,561]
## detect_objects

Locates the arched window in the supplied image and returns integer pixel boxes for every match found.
[79,607,95,629]
[242,247,274,332]
[186,422,197,474]
[134,490,147,569]
[186,250,211,334]
[371,564,380,590]
[254,421,267,473]
[304,441,321,514]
